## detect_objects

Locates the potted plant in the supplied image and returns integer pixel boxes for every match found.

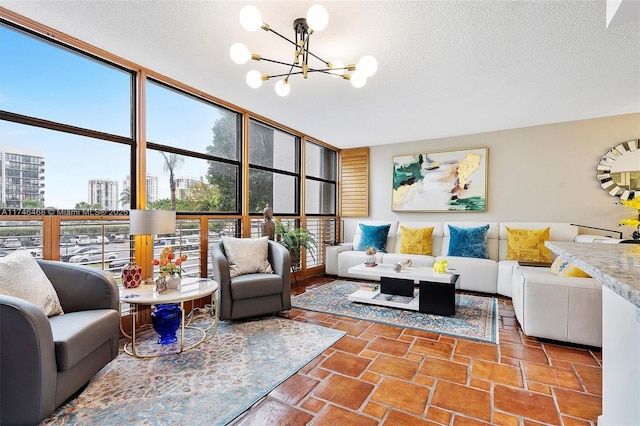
[274,218,317,265]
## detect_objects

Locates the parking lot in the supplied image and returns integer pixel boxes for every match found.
[2,238,203,277]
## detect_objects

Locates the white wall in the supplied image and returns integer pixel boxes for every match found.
[343,113,640,241]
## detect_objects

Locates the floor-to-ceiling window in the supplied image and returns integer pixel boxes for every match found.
[0,21,135,211]
[248,118,300,216]
[0,13,339,280]
[146,79,242,214]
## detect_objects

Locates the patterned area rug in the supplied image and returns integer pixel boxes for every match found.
[41,317,345,425]
[292,280,498,344]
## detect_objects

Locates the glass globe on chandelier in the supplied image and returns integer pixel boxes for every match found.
[230,4,378,97]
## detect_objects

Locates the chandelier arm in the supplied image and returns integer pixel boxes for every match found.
[268,71,305,79]
[304,34,311,69]
[267,26,331,68]
[260,57,304,69]
[303,33,331,68]
[266,27,298,49]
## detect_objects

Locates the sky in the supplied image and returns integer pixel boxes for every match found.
[0,23,228,209]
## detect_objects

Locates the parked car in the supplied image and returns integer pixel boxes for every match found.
[70,235,91,245]
[25,237,42,247]
[154,238,199,251]
[69,248,118,264]
[107,257,132,271]
[91,235,110,244]
[180,238,199,251]
[60,246,98,262]
[2,238,22,249]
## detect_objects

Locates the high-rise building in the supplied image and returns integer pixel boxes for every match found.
[175,177,199,200]
[123,175,159,207]
[0,145,45,208]
[88,179,119,210]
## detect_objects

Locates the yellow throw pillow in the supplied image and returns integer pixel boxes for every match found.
[399,226,434,255]
[550,256,591,278]
[505,226,552,263]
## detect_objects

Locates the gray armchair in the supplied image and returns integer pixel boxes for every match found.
[0,260,120,426]
[210,240,291,320]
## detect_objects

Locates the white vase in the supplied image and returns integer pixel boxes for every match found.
[165,274,182,289]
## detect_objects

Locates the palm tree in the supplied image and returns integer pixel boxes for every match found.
[119,186,130,209]
[161,152,184,210]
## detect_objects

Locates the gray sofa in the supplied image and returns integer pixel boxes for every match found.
[210,240,291,320]
[0,260,120,426]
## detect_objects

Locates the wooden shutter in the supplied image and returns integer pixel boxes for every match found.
[339,148,369,217]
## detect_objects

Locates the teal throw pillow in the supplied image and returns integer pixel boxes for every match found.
[447,224,490,259]
[356,224,391,252]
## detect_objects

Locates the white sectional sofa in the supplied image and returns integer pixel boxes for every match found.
[326,221,604,346]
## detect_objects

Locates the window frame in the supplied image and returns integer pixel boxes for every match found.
[144,78,244,215]
[247,117,302,216]
[305,139,338,216]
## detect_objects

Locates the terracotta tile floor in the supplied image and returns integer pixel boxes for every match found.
[230,276,602,425]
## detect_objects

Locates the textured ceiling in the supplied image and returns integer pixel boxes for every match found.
[1,0,639,149]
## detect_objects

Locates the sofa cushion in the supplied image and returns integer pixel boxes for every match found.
[399,226,434,255]
[551,256,591,278]
[49,309,120,371]
[0,249,63,317]
[505,226,552,263]
[447,224,489,259]
[512,267,601,346]
[230,273,284,300]
[222,237,273,278]
[355,223,391,252]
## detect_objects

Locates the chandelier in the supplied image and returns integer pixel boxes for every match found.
[230,4,378,97]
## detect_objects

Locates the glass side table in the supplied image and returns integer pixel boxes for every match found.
[119,277,218,358]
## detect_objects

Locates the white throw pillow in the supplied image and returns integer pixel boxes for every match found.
[222,236,274,278]
[0,249,64,316]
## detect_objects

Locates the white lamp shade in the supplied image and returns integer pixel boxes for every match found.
[275,79,291,96]
[306,5,329,31]
[240,5,263,31]
[129,210,176,235]
[357,55,378,77]
[230,42,251,64]
[350,70,367,88]
[246,70,263,88]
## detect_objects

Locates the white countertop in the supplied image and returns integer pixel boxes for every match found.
[545,241,640,308]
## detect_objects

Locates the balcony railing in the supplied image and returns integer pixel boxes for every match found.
[0,213,333,288]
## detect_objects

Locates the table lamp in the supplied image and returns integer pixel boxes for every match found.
[128,210,177,285]
[130,209,177,240]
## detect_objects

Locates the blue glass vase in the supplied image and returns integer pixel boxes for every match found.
[151,303,182,344]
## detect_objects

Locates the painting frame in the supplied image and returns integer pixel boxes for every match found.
[392,147,488,212]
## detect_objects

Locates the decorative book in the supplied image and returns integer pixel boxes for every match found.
[360,283,379,291]
[373,293,414,304]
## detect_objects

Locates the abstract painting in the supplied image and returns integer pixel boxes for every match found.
[392,147,488,212]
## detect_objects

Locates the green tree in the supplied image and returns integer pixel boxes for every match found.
[75,201,92,209]
[22,199,44,208]
[186,180,220,211]
[207,113,277,213]
[161,152,184,210]
[148,198,192,211]
[247,121,275,212]
[207,112,238,212]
